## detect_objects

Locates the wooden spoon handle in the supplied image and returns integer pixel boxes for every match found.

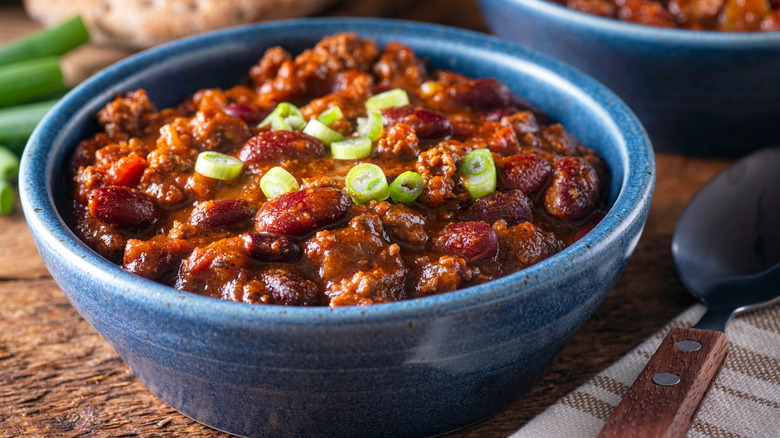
[597,327,729,438]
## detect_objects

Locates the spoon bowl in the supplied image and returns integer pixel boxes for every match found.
[673,147,780,330]
[599,146,780,438]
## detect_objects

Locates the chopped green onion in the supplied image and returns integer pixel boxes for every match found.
[317,106,343,126]
[357,110,383,141]
[0,145,20,181]
[0,15,89,67]
[365,88,409,111]
[194,151,243,180]
[0,180,13,215]
[331,138,372,160]
[458,148,497,199]
[0,57,63,107]
[303,119,344,145]
[345,163,389,204]
[260,166,299,199]
[259,102,305,131]
[389,171,424,204]
[0,99,58,142]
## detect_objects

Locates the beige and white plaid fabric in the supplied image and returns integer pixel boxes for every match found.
[513,304,780,438]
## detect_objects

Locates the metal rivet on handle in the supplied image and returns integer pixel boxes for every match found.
[676,340,702,351]
[652,373,681,386]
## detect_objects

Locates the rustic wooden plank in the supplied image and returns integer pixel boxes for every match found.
[0,278,216,436]
[0,198,51,279]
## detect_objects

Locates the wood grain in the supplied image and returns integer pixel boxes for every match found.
[0,0,735,436]
[597,328,730,438]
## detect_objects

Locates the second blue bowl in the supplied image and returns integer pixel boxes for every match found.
[480,0,780,156]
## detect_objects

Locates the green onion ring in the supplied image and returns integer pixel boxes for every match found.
[458,148,497,199]
[331,138,372,160]
[259,102,306,131]
[317,106,344,126]
[389,171,424,204]
[194,151,243,180]
[357,110,383,141]
[260,166,299,199]
[365,88,410,111]
[303,119,344,145]
[345,163,389,204]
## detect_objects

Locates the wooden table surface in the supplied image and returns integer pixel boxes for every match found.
[0,0,735,436]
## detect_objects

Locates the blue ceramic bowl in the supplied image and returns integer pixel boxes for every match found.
[479,0,780,156]
[20,18,654,437]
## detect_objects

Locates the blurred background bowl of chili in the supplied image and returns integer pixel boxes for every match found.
[19,18,654,438]
[478,0,780,156]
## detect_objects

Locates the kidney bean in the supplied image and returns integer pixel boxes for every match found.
[499,154,553,195]
[434,221,498,262]
[238,130,326,163]
[223,103,269,126]
[88,186,157,227]
[460,190,533,226]
[189,199,255,230]
[263,268,321,306]
[241,233,301,262]
[453,78,512,110]
[381,105,453,139]
[255,187,350,236]
[544,156,600,220]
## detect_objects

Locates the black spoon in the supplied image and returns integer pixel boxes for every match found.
[598,147,780,438]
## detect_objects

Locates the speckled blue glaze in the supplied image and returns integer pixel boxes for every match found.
[20,18,654,438]
[479,0,780,156]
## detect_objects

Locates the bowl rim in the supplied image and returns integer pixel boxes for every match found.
[484,0,780,45]
[19,17,654,326]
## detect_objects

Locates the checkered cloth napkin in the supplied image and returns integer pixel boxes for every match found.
[513,303,780,438]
